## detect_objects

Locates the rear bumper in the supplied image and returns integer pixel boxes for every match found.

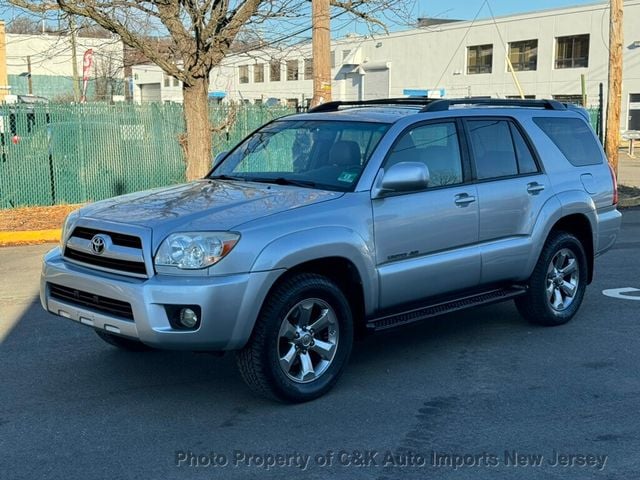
[595,206,622,256]
[40,247,282,351]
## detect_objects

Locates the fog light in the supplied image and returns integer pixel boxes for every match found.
[179,308,198,328]
[164,304,201,330]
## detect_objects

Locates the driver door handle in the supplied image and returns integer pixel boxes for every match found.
[454,193,476,207]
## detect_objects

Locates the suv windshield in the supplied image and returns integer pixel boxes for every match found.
[211,120,389,191]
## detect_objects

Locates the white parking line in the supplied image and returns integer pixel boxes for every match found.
[602,287,640,301]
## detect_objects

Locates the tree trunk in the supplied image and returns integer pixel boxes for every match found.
[183,76,212,180]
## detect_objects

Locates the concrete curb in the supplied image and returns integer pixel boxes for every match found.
[620,196,640,208]
[0,196,638,247]
[0,229,61,246]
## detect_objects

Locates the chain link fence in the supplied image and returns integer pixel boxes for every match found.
[1,102,602,209]
[0,102,293,209]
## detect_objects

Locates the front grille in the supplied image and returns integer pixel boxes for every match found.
[64,247,147,275]
[71,226,142,249]
[49,283,134,320]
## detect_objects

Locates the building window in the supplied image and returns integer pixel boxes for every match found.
[508,40,538,71]
[254,63,264,83]
[555,34,589,69]
[330,51,335,68]
[163,73,171,87]
[239,65,249,84]
[173,77,179,87]
[304,58,313,80]
[286,98,299,109]
[342,50,351,62]
[270,61,281,82]
[467,44,493,74]
[286,60,299,81]
[552,94,584,105]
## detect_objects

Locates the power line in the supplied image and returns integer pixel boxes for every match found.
[433,0,488,90]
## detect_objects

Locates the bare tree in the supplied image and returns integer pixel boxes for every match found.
[76,19,111,38]
[94,50,124,101]
[6,15,42,34]
[8,0,409,180]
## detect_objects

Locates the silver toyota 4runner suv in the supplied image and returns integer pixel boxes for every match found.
[41,98,621,402]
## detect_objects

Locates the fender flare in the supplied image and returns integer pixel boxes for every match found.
[251,226,378,315]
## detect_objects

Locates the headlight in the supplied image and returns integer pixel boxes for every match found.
[155,232,240,270]
[60,210,80,249]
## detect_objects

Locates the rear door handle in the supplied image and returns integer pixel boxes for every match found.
[454,193,476,206]
[527,182,545,194]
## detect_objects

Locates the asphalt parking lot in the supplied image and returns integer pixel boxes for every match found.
[1,208,639,480]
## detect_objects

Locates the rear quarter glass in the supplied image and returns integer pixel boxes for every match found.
[533,117,603,167]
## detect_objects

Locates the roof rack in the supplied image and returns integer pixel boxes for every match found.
[420,98,566,112]
[308,97,437,113]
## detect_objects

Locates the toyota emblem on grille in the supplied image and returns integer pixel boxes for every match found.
[90,234,107,255]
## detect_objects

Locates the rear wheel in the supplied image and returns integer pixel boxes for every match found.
[516,232,588,326]
[94,329,153,351]
[236,273,353,402]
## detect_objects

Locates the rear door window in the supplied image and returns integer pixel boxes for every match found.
[509,123,539,174]
[466,119,540,179]
[467,120,519,179]
[533,117,603,166]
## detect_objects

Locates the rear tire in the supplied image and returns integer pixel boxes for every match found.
[94,329,154,351]
[516,231,588,326]
[236,273,354,403]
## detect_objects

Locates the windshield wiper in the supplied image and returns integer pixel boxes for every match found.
[209,174,247,181]
[246,177,319,188]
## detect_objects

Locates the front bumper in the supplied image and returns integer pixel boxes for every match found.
[40,247,283,351]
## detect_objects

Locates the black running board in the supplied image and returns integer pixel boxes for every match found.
[366,286,527,331]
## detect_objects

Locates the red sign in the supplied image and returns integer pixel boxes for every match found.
[81,49,94,103]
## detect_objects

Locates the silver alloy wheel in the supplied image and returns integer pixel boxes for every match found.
[277,298,339,384]
[546,248,580,312]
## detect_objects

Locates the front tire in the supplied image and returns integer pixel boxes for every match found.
[236,273,354,403]
[516,231,588,326]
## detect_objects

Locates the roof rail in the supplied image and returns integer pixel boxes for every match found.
[420,98,567,112]
[308,97,437,113]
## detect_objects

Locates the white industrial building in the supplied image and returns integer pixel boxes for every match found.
[132,0,640,131]
[4,32,124,100]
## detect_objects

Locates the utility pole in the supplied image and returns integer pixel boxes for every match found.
[604,0,623,174]
[69,15,81,102]
[311,0,331,107]
[26,56,33,95]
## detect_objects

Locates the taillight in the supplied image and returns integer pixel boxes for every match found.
[608,163,618,205]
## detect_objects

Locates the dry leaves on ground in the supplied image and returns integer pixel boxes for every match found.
[0,204,83,232]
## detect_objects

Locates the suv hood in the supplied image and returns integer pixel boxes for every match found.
[81,180,343,235]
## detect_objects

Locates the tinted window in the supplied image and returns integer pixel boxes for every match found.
[386,122,463,187]
[509,123,538,174]
[533,117,603,166]
[467,120,518,179]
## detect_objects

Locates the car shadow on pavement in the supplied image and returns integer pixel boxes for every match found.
[1,293,530,411]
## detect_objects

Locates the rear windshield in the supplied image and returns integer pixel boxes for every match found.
[533,117,603,166]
